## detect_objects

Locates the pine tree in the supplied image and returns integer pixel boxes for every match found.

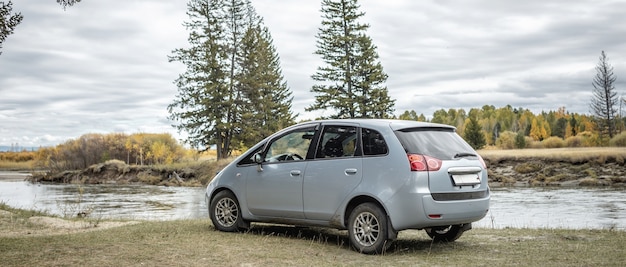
[169,0,229,157]
[0,2,23,56]
[56,0,81,9]
[464,116,486,150]
[590,50,619,139]
[237,23,295,148]
[307,0,394,118]
[169,0,294,158]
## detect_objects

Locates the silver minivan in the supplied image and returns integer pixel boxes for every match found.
[205,119,490,254]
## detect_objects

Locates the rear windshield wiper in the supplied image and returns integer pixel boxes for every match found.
[454,152,477,158]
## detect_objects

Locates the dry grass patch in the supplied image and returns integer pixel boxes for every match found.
[480,147,626,165]
[1,208,625,267]
[4,201,626,265]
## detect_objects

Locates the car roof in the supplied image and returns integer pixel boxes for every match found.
[300,119,456,131]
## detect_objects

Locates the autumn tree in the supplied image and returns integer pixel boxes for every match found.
[0,1,23,56]
[169,0,294,159]
[529,116,550,141]
[590,50,619,139]
[307,0,394,118]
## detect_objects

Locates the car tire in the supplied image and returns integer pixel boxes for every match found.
[348,203,390,254]
[209,190,245,232]
[424,224,465,242]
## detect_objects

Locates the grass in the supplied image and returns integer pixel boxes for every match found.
[1,205,624,267]
[0,160,34,170]
[479,147,626,164]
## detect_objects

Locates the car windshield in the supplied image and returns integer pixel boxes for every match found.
[394,127,475,160]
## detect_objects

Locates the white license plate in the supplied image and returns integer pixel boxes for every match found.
[451,174,481,186]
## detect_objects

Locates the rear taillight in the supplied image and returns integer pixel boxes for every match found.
[407,154,442,172]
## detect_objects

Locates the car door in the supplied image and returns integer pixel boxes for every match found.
[245,125,317,219]
[303,124,362,221]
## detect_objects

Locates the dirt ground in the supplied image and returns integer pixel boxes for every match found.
[0,209,140,238]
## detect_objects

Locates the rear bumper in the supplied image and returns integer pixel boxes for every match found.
[421,194,490,223]
[386,190,490,230]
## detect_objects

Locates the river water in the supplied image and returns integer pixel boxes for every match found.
[0,172,624,230]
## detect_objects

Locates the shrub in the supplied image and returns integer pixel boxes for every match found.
[565,136,582,147]
[105,159,127,172]
[514,162,543,174]
[524,137,535,148]
[578,131,599,147]
[496,131,517,149]
[528,140,543,149]
[542,137,565,148]
[609,131,626,147]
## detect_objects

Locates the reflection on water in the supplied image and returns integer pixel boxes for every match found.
[474,187,626,230]
[0,177,624,229]
[0,180,207,220]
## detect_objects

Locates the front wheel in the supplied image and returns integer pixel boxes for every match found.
[209,190,245,232]
[424,224,466,242]
[348,203,391,254]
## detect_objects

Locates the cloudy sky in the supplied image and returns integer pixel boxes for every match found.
[1,0,625,148]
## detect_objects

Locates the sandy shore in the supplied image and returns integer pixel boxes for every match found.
[0,171,31,182]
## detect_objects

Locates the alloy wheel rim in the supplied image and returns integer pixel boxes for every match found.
[353,211,380,246]
[215,198,238,227]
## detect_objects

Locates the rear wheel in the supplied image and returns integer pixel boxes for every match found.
[348,203,390,254]
[209,190,245,232]
[424,224,466,242]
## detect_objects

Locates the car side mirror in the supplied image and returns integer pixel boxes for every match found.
[253,153,263,164]
[254,153,264,172]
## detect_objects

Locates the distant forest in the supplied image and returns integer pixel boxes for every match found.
[1,105,625,172]
[398,105,626,148]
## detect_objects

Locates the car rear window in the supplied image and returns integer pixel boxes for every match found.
[394,127,476,160]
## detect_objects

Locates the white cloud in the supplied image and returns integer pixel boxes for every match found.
[1,0,625,147]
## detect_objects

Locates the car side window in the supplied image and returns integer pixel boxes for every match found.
[362,128,388,156]
[315,126,357,158]
[264,127,315,162]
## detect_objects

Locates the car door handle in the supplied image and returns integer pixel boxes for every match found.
[290,170,301,176]
[345,168,358,175]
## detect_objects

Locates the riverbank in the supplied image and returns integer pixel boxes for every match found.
[481,147,626,187]
[1,205,624,266]
[3,147,625,187]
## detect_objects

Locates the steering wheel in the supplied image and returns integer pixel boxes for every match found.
[287,153,303,161]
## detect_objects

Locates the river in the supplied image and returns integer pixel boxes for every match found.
[0,171,624,230]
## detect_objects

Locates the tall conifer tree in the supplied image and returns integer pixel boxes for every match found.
[307,0,394,118]
[238,23,295,148]
[590,50,619,139]
[169,0,294,158]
